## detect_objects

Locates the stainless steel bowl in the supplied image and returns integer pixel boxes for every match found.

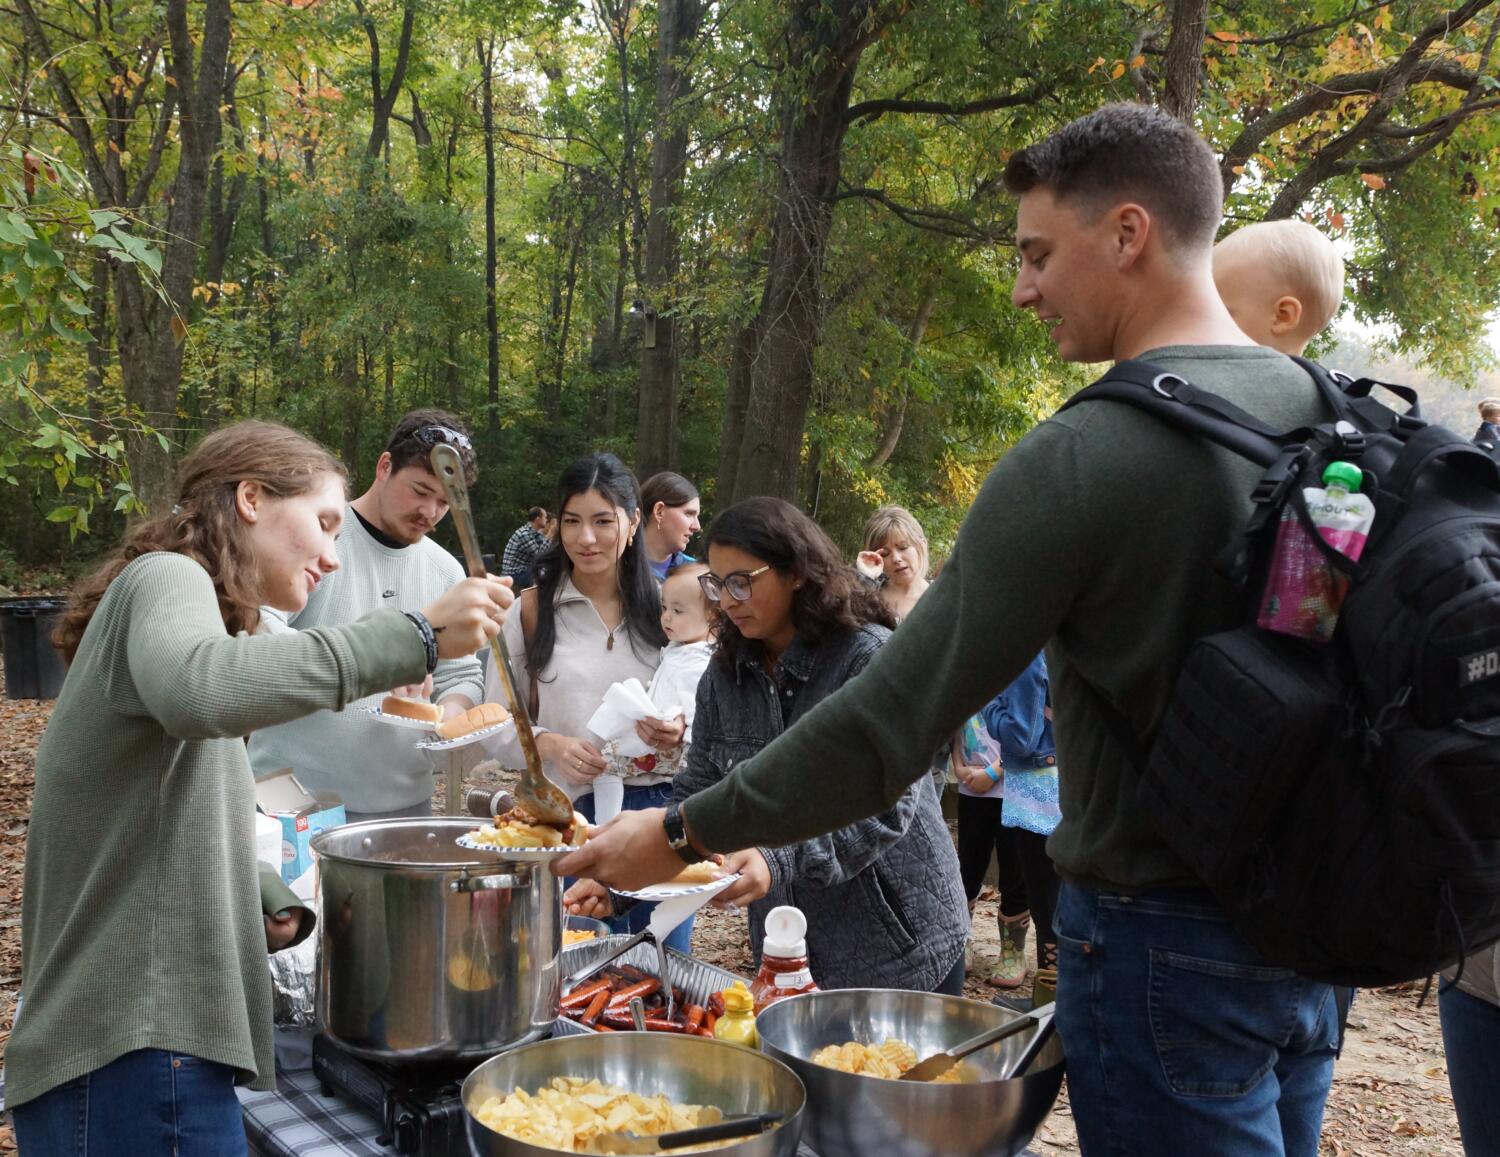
[463,1032,806,1157]
[756,989,1064,1157]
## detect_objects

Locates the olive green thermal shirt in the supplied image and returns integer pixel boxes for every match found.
[7,552,426,1107]
[684,346,1334,892]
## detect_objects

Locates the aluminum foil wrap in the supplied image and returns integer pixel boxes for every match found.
[268,866,320,1028]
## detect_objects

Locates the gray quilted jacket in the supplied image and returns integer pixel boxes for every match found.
[674,624,967,991]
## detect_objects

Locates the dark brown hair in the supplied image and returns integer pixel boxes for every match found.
[54,421,347,661]
[1003,103,1223,250]
[704,497,896,673]
[527,452,666,678]
[639,471,699,519]
[384,408,476,484]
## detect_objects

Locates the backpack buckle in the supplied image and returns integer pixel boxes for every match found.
[1394,413,1425,439]
[1251,445,1310,506]
[1330,420,1366,458]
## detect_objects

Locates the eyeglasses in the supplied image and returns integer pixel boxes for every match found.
[699,564,771,604]
[410,425,474,454]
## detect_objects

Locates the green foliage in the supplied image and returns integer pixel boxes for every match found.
[3,0,1500,567]
[0,140,167,539]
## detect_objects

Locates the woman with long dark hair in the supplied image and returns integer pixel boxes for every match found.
[8,422,510,1157]
[568,497,969,993]
[480,453,689,947]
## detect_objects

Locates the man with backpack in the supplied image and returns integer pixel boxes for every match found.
[561,103,1500,1152]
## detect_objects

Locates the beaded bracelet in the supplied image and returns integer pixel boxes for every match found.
[402,611,439,673]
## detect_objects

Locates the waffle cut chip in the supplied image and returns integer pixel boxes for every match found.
[810,1038,967,1084]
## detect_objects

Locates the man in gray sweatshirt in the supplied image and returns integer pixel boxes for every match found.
[249,410,485,818]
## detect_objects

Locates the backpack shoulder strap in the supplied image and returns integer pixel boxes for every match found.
[1060,359,1288,468]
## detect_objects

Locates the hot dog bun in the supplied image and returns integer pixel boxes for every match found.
[436,701,510,740]
[381,695,443,725]
[669,859,725,885]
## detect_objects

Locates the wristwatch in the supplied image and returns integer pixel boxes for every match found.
[663,801,706,865]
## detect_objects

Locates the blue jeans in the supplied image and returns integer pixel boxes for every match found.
[12,1048,246,1157]
[1054,884,1338,1156]
[575,782,693,955]
[1439,984,1500,1153]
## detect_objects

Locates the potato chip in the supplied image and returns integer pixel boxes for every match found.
[811,1038,968,1084]
[473,1076,737,1152]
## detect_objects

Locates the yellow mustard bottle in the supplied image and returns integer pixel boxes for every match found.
[713,982,760,1048]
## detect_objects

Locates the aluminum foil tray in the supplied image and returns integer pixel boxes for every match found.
[554,935,746,1036]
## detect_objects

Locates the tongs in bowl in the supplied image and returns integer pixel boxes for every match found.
[900,1007,1056,1082]
[584,1112,784,1154]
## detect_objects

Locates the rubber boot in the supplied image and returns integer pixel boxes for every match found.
[986,911,1030,989]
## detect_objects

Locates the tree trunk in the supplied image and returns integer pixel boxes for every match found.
[478,38,500,436]
[732,5,881,500]
[205,64,247,306]
[1161,0,1210,120]
[85,252,110,437]
[358,0,417,163]
[122,0,233,511]
[634,0,704,477]
[866,285,939,469]
[717,318,762,506]
[255,62,279,358]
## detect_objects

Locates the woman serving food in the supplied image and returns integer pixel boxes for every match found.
[7,422,512,1157]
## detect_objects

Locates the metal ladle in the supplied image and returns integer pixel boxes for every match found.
[429,444,573,826]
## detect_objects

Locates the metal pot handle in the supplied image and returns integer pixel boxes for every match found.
[450,873,525,893]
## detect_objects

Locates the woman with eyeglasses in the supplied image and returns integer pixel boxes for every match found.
[567,497,969,994]
[480,454,693,949]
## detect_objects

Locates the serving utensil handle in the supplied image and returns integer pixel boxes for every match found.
[428,444,549,797]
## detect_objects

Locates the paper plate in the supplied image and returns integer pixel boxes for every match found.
[359,706,438,731]
[455,832,581,860]
[613,873,741,902]
[416,719,513,751]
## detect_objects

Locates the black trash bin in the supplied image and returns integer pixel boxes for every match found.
[0,597,69,699]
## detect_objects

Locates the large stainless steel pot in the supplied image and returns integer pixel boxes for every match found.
[312,817,561,1062]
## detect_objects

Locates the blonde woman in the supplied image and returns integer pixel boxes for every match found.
[855,505,930,622]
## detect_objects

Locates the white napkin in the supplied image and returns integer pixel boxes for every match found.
[585,678,683,760]
[592,775,625,825]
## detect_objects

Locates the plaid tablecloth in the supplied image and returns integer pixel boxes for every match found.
[240,1068,395,1157]
[240,1067,829,1157]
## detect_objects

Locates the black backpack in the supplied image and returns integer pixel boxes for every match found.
[1061,358,1500,987]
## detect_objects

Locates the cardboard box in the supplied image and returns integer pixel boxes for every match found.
[255,768,346,883]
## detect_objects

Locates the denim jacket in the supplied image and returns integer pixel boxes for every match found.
[981,653,1056,772]
[674,625,968,991]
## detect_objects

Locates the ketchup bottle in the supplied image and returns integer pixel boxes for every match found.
[750,905,819,1014]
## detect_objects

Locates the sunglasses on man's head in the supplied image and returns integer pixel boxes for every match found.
[698,564,771,604]
[410,425,474,454]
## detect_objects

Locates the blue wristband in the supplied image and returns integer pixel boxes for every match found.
[984,765,1001,784]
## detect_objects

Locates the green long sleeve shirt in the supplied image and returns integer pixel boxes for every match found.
[8,552,426,1108]
[683,346,1334,892]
